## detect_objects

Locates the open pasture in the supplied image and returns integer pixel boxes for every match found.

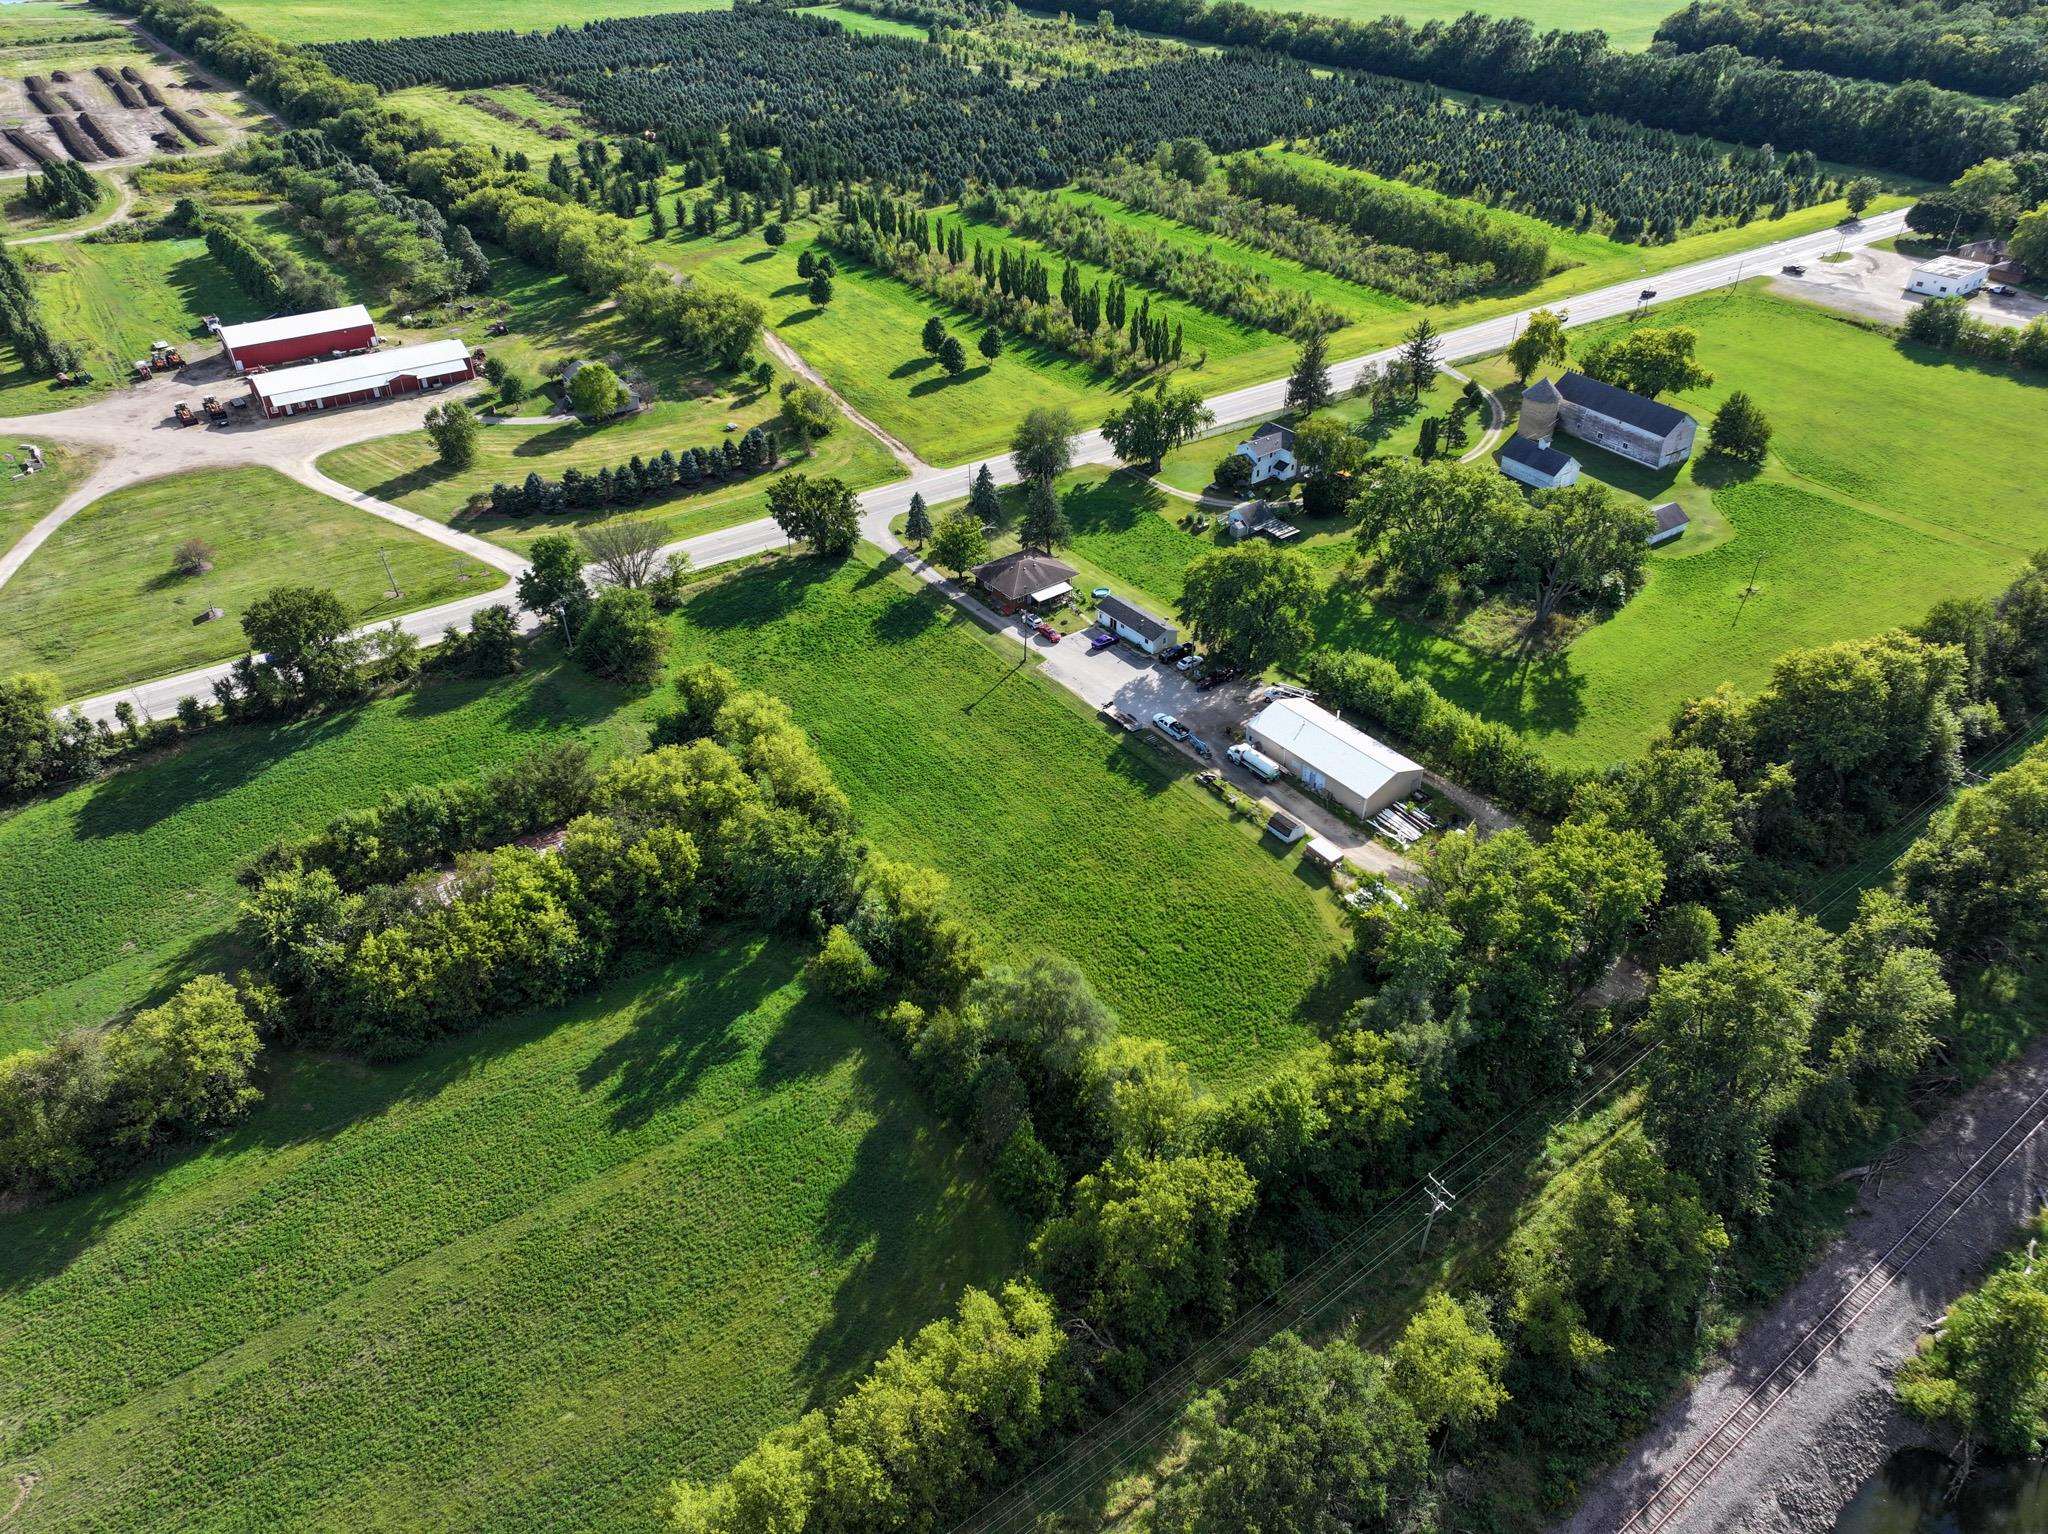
[671,549,1353,1085]
[213,0,732,44]
[0,652,649,1054]
[0,940,1018,1533]
[0,465,506,698]
[318,374,903,559]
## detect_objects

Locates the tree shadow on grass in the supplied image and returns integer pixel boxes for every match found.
[791,1043,1021,1401]
[69,708,359,841]
[890,355,938,380]
[868,583,948,644]
[680,553,839,632]
[908,365,989,396]
[510,422,592,458]
[362,458,463,507]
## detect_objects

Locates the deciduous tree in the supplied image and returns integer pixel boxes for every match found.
[1178,542,1317,673]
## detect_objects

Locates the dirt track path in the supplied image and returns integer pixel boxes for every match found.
[758,328,929,473]
[7,174,136,246]
[1558,1031,2048,1534]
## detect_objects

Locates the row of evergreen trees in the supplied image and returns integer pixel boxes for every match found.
[483,430,776,518]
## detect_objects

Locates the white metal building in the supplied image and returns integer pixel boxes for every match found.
[1908,256,1989,299]
[1243,697,1424,819]
[245,338,476,419]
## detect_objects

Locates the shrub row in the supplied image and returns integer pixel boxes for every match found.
[1903,296,2048,375]
[482,431,777,519]
[1303,648,1584,819]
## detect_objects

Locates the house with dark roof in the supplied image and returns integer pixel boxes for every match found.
[1548,372,1698,469]
[1095,593,1178,656]
[1499,432,1580,491]
[1648,501,1689,546]
[1233,420,1297,482]
[970,549,1076,612]
[1224,500,1301,541]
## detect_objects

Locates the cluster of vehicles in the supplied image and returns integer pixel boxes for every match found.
[1158,642,1239,691]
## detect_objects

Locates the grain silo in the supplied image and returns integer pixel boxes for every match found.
[1518,376,1561,444]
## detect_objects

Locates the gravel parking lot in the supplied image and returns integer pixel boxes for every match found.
[1773,248,2047,331]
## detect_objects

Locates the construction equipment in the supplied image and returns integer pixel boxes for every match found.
[148,340,184,370]
[133,359,152,381]
[202,395,228,423]
[174,401,196,426]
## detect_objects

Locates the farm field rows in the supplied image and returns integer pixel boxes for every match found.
[666,176,1892,468]
[670,549,1353,1085]
[0,465,508,698]
[318,373,903,557]
[0,939,1018,1533]
[383,83,586,164]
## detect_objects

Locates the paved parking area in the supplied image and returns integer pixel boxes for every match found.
[1773,248,2048,331]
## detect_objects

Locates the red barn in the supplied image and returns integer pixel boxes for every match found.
[246,338,477,419]
[217,303,376,372]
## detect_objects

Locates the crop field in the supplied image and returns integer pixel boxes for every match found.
[0,939,1018,1533]
[0,654,652,1053]
[211,0,731,44]
[317,374,903,558]
[0,466,507,697]
[671,549,1353,1085]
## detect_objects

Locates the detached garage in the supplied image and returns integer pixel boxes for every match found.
[247,338,477,419]
[217,303,376,372]
[1244,696,1423,819]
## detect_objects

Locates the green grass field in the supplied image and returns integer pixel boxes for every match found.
[1214,0,1675,47]
[671,549,1353,1085]
[0,466,507,698]
[986,289,2044,771]
[0,939,1018,1533]
[212,0,728,42]
[802,3,930,38]
[384,83,588,164]
[0,169,116,242]
[317,374,903,558]
[0,438,92,553]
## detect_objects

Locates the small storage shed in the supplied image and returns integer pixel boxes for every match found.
[1095,593,1178,656]
[1499,433,1581,490]
[1648,501,1690,546]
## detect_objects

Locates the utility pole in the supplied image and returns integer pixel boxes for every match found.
[1733,552,1764,626]
[1419,1173,1457,1254]
[378,548,400,600]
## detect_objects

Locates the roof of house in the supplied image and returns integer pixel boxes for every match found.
[1522,377,1561,404]
[219,303,373,353]
[971,548,1078,602]
[249,338,472,409]
[1240,420,1296,452]
[1500,433,1577,478]
[1096,592,1176,644]
[1555,371,1693,438]
[1246,697,1421,803]
[1651,500,1689,535]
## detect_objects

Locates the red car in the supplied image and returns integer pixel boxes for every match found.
[1033,619,1061,642]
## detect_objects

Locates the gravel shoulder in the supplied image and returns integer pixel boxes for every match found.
[1557,1030,2048,1534]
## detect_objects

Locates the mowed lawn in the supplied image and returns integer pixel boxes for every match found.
[318,379,903,558]
[0,466,507,698]
[0,941,1018,1533]
[213,0,729,42]
[672,550,1354,1085]
[0,438,93,553]
[1215,0,1676,47]
[0,654,653,1053]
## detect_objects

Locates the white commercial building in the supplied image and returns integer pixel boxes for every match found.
[1908,256,1989,299]
[1243,697,1424,819]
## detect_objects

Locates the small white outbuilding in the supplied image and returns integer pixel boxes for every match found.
[1908,256,1989,299]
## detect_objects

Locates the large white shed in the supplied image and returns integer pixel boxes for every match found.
[1244,697,1423,819]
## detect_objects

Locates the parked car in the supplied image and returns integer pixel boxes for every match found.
[1032,619,1060,642]
[1159,642,1194,664]
[1151,712,1191,742]
[1196,664,1240,691]
[1780,263,1805,276]
[1989,283,2017,297]
[1175,650,1203,672]
[1088,629,1119,652]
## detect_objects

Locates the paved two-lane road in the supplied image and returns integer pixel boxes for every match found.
[61,208,1909,725]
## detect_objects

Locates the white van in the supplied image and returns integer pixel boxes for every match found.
[1227,742,1282,782]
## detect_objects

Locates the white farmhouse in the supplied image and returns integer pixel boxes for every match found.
[1232,421,1296,483]
[1243,697,1424,819]
[1907,255,1989,299]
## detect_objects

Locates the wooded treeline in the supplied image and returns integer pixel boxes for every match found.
[1658,0,2048,99]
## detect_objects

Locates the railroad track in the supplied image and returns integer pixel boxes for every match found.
[1620,1081,2048,1534]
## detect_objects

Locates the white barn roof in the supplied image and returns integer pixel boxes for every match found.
[218,303,373,353]
[1914,255,1988,281]
[250,339,472,409]
[1246,696,1420,802]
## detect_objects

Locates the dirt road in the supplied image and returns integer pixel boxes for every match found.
[1558,1030,2048,1534]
